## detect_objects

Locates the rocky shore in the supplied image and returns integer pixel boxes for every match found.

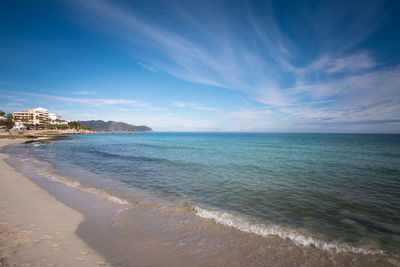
[0,129,138,145]
[0,129,98,141]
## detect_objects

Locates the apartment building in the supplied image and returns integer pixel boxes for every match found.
[48,112,61,121]
[13,107,64,125]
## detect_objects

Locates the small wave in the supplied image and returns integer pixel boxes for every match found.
[133,142,195,150]
[110,207,130,230]
[194,206,383,255]
[41,172,129,205]
[87,149,176,165]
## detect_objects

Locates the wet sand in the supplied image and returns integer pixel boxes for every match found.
[0,140,110,267]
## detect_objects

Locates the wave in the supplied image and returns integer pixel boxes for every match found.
[110,207,130,230]
[40,171,129,205]
[86,149,182,166]
[132,142,196,151]
[194,206,383,255]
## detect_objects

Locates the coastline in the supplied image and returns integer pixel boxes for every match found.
[0,140,110,267]
[1,139,210,266]
[1,138,396,266]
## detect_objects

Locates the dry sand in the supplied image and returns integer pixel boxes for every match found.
[0,140,110,267]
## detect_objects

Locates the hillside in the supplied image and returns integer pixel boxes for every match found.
[79,120,153,132]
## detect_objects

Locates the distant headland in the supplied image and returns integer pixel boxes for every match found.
[79,120,153,132]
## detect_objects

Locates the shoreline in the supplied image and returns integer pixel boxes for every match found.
[1,140,208,266]
[0,129,152,140]
[1,139,396,266]
[0,140,111,267]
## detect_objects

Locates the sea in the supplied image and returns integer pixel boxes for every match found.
[4,133,400,266]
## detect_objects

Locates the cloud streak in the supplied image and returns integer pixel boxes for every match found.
[0,90,148,108]
[138,62,157,72]
[60,0,400,132]
[173,101,221,112]
[74,90,97,95]
[67,0,288,105]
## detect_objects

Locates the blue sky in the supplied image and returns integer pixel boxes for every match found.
[1,0,400,132]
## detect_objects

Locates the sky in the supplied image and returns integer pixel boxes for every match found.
[1,0,400,132]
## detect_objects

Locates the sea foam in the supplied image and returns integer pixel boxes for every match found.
[194,206,383,255]
[41,172,129,205]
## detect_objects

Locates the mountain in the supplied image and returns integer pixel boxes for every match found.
[79,120,153,132]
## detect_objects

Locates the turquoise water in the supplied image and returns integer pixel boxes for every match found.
[15,133,400,257]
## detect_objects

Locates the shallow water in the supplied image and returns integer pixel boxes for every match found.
[3,133,400,265]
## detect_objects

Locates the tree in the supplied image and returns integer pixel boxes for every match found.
[67,121,92,130]
[56,124,69,130]
[42,118,51,130]
[4,113,15,131]
[82,125,92,130]
[68,121,83,129]
[0,110,5,117]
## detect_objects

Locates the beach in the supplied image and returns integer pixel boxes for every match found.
[2,0,399,265]
[0,140,110,267]
[0,139,208,267]
[1,134,398,266]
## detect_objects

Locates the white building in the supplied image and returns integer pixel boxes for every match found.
[48,112,62,123]
[12,121,26,131]
[13,107,66,125]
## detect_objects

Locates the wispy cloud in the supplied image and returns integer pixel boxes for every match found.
[138,62,157,72]
[67,1,385,102]
[173,101,221,112]
[281,65,400,126]
[60,0,399,131]
[326,52,377,74]
[0,90,149,108]
[74,90,97,95]
[290,51,378,82]
[66,0,287,105]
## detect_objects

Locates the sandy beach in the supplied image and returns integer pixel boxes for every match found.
[0,140,110,267]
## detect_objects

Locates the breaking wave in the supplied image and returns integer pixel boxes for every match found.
[194,206,383,255]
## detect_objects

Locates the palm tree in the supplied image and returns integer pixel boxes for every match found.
[4,113,15,131]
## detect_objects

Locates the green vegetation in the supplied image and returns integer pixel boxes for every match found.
[54,124,69,130]
[0,113,15,131]
[0,109,5,117]
[27,122,90,131]
[68,121,92,130]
